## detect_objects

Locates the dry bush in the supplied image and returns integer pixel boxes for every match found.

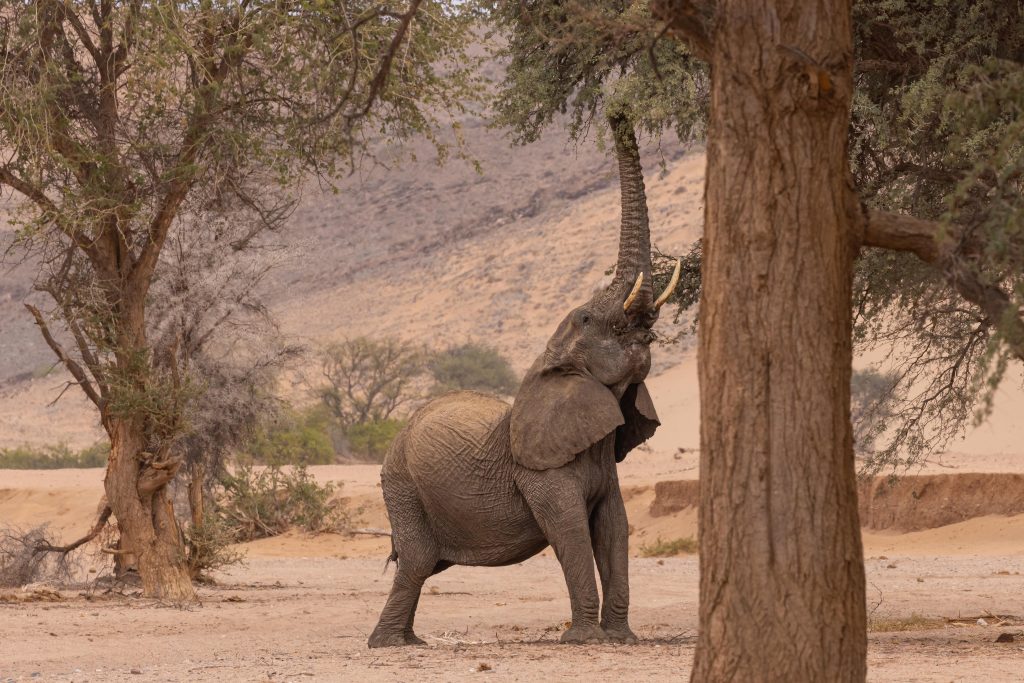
[184,514,245,581]
[868,614,946,633]
[0,526,78,588]
[318,338,426,429]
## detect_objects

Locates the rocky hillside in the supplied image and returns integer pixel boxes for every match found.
[0,109,705,448]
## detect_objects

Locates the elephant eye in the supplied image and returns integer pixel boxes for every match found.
[580,313,591,324]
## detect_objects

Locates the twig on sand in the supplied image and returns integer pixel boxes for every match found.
[350,528,391,537]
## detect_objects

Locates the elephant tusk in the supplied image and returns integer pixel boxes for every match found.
[623,272,644,312]
[654,259,682,309]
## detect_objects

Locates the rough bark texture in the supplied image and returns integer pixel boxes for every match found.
[105,418,194,602]
[692,1,867,680]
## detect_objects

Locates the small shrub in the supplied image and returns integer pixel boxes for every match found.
[428,342,519,395]
[243,407,335,466]
[0,443,109,469]
[345,419,405,462]
[217,464,352,541]
[639,536,698,557]
[185,513,245,580]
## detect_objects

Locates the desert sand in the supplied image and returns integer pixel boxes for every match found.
[2,455,1024,681]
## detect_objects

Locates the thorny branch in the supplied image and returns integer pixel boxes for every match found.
[33,503,112,556]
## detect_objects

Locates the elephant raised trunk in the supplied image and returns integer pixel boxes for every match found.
[607,113,679,317]
[608,112,653,311]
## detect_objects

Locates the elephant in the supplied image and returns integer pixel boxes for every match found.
[367,114,678,648]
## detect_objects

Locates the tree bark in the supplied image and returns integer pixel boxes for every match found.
[104,418,195,602]
[188,460,206,530]
[691,1,867,680]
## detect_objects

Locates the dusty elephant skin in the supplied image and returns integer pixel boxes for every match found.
[368,114,679,648]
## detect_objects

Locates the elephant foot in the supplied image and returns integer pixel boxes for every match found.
[559,623,608,645]
[601,624,638,644]
[367,628,426,648]
[404,631,427,646]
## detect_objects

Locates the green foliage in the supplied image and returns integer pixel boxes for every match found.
[487,0,707,146]
[849,0,1024,471]
[0,443,109,469]
[345,419,407,463]
[651,241,703,344]
[243,406,336,467]
[0,0,479,478]
[217,464,352,542]
[639,536,698,557]
[428,342,519,395]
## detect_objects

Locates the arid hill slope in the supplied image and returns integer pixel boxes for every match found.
[0,117,701,448]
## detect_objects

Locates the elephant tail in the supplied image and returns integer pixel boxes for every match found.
[383,536,398,574]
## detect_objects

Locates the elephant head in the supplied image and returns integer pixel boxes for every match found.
[510,114,680,471]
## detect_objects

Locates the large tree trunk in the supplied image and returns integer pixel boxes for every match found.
[691,0,866,680]
[105,418,195,601]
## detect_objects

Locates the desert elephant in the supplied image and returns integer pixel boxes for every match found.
[368,115,678,647]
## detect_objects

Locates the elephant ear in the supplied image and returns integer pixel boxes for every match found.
[615,382,660,462]
[510,366,624,471]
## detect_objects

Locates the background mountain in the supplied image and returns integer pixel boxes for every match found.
[0,109,703,448]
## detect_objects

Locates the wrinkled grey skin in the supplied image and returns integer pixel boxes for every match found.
[368,114,663,648]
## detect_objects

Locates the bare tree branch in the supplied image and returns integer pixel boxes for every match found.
[57,0,102,66]
[24,304,103,408]
[33,503,111,556]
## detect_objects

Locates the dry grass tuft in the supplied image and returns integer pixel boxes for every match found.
[639,536,698,557]
[868,613,946,632]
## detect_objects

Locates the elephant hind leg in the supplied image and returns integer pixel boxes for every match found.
[368,470,439,648]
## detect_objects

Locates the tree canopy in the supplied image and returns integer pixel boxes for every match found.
[493,0,1024,472]
[0,0,476,599]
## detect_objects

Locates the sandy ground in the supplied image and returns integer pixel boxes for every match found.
[0,555,1022,682]
[3,456,1024,681]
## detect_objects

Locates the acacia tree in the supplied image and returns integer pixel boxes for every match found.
[146,214,300,574]
[318,337,426,428]
[653,0,1024,679]
[0,0,473,600]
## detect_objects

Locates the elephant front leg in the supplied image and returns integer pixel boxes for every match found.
[591,486,637,644]
[520,474,606,644]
